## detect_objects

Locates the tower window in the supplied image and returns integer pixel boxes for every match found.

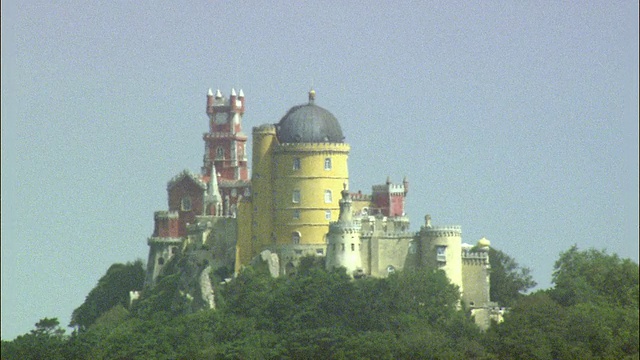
[216,147,224,159]
[325,210,331,220]
[351,243,355,251]
[324,158,332,170]
[292,190,301,203]
[324,190,332,203]
[293,209,301,219]
[436,246,447,263]
[181,196,192,211]
[292,232,301,244]
[293,158,301,170]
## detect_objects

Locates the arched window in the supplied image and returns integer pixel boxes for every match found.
[181,196,192,211]
[293,157,301,170]
[292,231,301,244]
[292,190,301,203]
[324,190,332,203]
[216,147,224,159]
[324,157,332,170]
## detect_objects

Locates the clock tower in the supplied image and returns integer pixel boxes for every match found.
[203,88,250,216]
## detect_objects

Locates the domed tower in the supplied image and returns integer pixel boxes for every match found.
[235,90,351,271]
[326,184,362,276]
[272,90,350,254]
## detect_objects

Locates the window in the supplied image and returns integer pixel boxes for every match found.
[293,157,301,170]
[325,210,331,220]
[181,196,192,211]
[292,190,300,203]
[292,232,301,244]
[316,248,324,255]
[324,190,332,203]
[351,243,355,251]
[158,257,165,265]
[293,209,301,219]
[436,246,447,263]
[216,147,224,159]
[324,157,332,170]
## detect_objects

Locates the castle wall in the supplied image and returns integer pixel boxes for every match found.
[246,125,277,260]
[461,251,490,308]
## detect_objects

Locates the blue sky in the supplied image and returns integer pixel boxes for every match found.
[2,1,638,340]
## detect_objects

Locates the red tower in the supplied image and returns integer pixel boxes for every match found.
[202,88,250,216]
[371,176,408,217]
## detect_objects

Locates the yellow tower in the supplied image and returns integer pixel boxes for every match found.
[236,90,350,271]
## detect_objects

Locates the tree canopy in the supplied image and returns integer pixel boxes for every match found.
[3,247,638,359]
[69,260,145,331]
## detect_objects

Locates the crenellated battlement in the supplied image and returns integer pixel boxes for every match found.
[154,211,179,219]
[147,237,183,245]
[422,225,462,237]
[372,183,405,194]
[274,142,350,154]
[203,132,248,140]
[328,224,361,233]
[462,251,489,260]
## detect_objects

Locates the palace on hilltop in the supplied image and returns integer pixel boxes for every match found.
[143,88,503,329]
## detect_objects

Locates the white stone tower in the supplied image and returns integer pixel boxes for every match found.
[326,184,363,276]
[418,214,463,292]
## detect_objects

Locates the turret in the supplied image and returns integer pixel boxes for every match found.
[206,88,214,115]
[326,183,362,276]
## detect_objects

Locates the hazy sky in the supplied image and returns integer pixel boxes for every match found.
[2,1,638,340]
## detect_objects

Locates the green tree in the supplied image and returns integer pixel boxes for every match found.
[1,318,67,360]
[551,245,639,307]
[489,247,537,307]
[70,260,145,331]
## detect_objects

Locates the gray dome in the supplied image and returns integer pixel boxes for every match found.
[276,103,344,143]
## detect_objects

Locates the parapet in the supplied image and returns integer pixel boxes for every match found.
[253,124,277,134]
[274,142,350,154]
[421,225,462,237]
[154,211,179,220]
[147,237,183,245]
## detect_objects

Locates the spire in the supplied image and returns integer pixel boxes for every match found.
[308,88,316,104]
[238,89,244,98]
[206,171,223,216]
[207,88,213,96]
[231,88,237,97]
[215,89,222,98]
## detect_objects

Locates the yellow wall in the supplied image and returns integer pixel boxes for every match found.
[273,143,350,246]
[235,125,278,269]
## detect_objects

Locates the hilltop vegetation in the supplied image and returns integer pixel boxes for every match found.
[2,246,638,359]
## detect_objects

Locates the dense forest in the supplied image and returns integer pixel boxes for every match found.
[2,245,638,359]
